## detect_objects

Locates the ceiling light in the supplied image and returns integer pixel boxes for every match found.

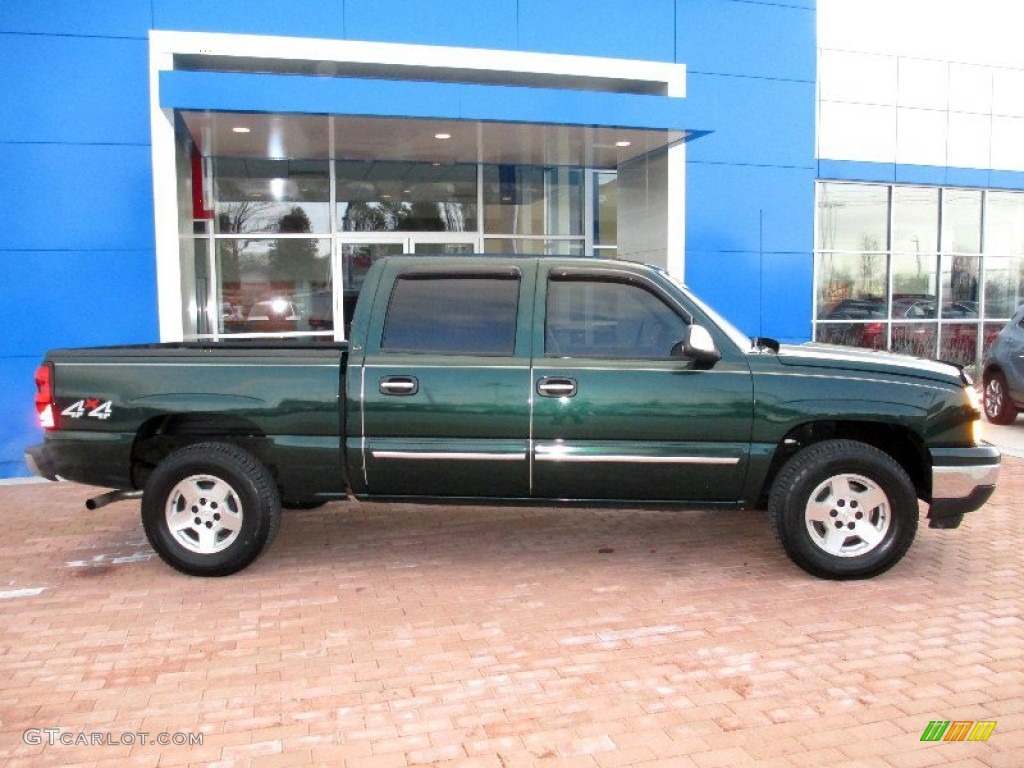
[434,133,452,140]
[615,140,632,147]
[232,126,251,134]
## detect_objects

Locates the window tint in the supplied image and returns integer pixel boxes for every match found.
[545,277,687,359]
[382,275,519,355]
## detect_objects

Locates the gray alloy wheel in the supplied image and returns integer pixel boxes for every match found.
[803,472,891,558]
[983,370,1017,424]
[164,474,244,555]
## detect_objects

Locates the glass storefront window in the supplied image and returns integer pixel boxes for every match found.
[940,254,980,318]
[340,242,403,293]
[815,322,886,349]
[185,139,609,340]
[891,323,936,359]
[212,159,330,234]
[892,186,938,253]
[483,238,585,256]
[982,255,1024,319]
[817,183,889,252]
[815,183,1024,366]
[986,191,1024,255]
[594,171,618,247]
[816,252,888,319]
[939,323,978,367]
[891,252,938,315]
[483,165,583,237]
[941,189,982,253]
[216,238,332,335]
[336,160,478,232]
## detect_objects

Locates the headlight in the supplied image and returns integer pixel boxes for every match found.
[966,385,982,414]
[966,386,983,444]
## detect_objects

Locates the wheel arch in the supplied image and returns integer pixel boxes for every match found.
[758,420,930,507]
[130,413,271,490]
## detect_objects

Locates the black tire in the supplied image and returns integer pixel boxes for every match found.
[983,370,1017,424]
[141,442,281,576]
[768,439,918,580]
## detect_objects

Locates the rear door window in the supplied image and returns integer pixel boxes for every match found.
[382,274,520,356]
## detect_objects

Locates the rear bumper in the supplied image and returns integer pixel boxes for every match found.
[24,433,134,490]
[928,445,1001,528]
[25,443,59,481]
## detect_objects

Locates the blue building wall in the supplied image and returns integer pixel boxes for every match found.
[0,0,816,478]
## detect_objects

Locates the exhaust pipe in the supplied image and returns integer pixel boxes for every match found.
[86,489,143,510]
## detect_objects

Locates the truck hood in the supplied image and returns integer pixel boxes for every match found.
[776,343,965,386]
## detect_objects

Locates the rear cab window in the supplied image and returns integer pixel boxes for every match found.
[381,271,521,356]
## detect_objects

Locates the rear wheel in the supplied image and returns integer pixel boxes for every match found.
[142,442,281,576]
[983,370,1017,424]
[769,439,918,579]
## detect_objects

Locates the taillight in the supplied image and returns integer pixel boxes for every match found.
[34,363,56,430]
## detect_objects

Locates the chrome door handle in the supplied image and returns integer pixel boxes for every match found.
[537,377,577,397]
[379,376,419,396]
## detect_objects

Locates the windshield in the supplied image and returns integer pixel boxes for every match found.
[658,269,753,352]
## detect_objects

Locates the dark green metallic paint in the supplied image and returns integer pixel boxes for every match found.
[32,257,993,516]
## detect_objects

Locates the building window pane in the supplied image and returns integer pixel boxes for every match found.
[982,255,1024,319]
[940,254,980,318]
[212,158,330,234]
[939,323,978,367]
[893,186,938,253]
[483,165,583,237]
[816,252,888,319]
[816,251,888,349]
[941,189,981,253]
[217,238,332,335]
[817,183,889,252]
[483,238,584,256]
[336,160,477,232]
[594,171,617,246]
[986,191,1024,254]
[891,323,936,359]
[815,322,886,350]
[891,253,938,315]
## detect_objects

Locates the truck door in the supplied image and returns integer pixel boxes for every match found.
[531,265,754,502]
[356,261,534,498]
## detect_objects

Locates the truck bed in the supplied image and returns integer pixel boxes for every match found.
[36,341,349,500]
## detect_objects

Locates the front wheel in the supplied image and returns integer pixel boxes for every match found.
[768,440,918,580]
[142,442,281,576]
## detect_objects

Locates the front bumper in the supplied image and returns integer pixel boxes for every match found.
[928,445,1001,528]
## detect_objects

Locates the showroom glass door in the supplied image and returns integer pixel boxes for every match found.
[338,240,405,338]
[337,235,480,338]
[410,235,478,255]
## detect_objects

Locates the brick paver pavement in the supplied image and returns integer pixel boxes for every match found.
[0,460,1021,768]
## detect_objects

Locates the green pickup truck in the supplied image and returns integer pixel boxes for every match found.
[28,256,999,579]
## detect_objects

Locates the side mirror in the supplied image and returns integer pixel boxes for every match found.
[672,324,722,366]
